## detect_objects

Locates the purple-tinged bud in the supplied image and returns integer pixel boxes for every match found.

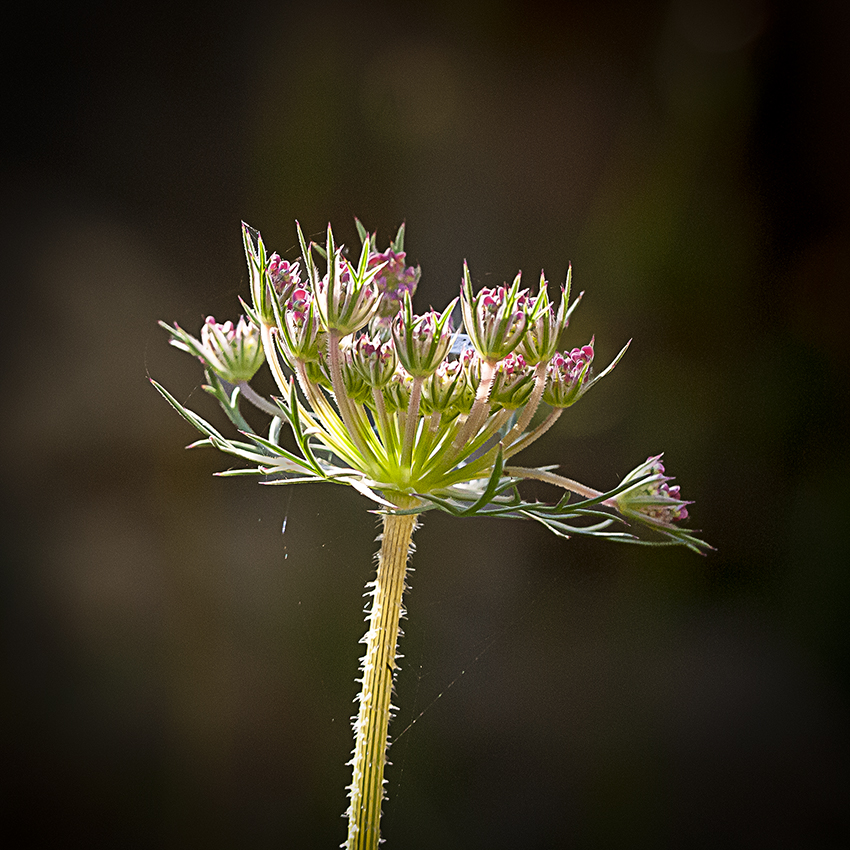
[460,264,529,362]
[304,352,333,390]
[489,351,536,410]
[340,345,373,405]
[459,346,481,395]
[267,254,302,305]
[611,455,693,531]
[543,341,595,408]
[382,367,414,413]
[348,334,398,388]
[421,358,473,415]
[517,268,571,365]
[391,293,458,378]
[197,315,265,382]
[366,313,394,343]
[368,248,422,321]
[279,287,326,363]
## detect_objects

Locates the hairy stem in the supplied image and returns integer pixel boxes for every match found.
[504,465,604,500]
[237,380,284,419]
[451,359,496,452]
[501,360,548,447]
[346,494,420,850]
[503,407,562,460]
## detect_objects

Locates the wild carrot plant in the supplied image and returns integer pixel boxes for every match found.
[153,219,709,849]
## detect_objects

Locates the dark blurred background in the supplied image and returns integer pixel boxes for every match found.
[2,0,849,847]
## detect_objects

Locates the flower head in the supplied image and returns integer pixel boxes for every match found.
[267,254,302,304]
[279,287,326,363]
[369,248,421,321]
[200,316,265,382]
[339,344,374,405]
[348,334,398,388]
[156,218,707,553]
[460,264,529,363]
[421,358,473,415]
[543,342,595,408]
[160,315,265,383]
[313,225,383,336]
[489,352,536,410]
[154,217,712,850]
[382,366,413,413]
[391,292,457,378]
[611,455,693,533]
[517,269,571,365]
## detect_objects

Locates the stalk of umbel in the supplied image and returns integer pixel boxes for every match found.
[153,218,710,848]
[345,494,419,850]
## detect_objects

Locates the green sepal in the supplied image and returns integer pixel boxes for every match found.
[238,296,264,331]
[295,220,317,283]
[564,286,583,324]
[391,221,405,253]
[242,222,276,326]
[583,339,631,394]
[354,217,373,250]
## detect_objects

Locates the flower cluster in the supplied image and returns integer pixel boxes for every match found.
[369,248,421,326]
[164,315,265,384]
[543,343,595,408]
[267,253,302,304]
[610,455,691,530]
[155,220,708,552]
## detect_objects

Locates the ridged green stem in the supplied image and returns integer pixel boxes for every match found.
[345,494,420,850]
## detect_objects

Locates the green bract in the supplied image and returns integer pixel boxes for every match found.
[516,269,571,365]
[313,224,384,337]
[242,224,279,326]
[391,292,457,378]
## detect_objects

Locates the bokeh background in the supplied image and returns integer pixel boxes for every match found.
[2,1,849,847]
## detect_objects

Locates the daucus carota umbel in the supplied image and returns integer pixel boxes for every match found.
[154,220,710,849]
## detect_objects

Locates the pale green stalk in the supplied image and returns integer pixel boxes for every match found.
[327,331,381,471]
[371,387,396,459]
[400,376,424,470]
